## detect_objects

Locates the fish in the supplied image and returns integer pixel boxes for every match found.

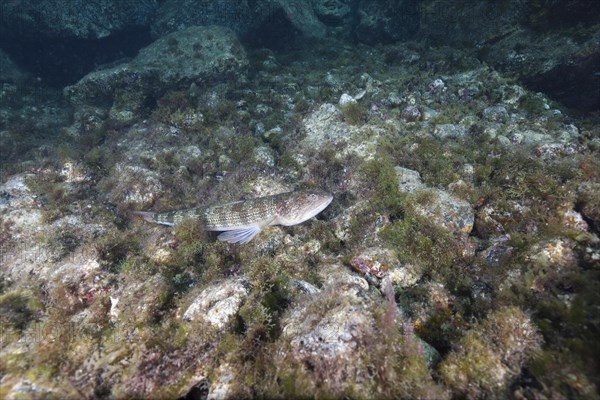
[135,190,333,244]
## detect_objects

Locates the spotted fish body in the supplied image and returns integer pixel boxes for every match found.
[136,190,333,244]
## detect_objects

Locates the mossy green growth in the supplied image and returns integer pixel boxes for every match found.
[293,97,310,114]
[95,228,140,272]
[54,143,78,162]
[361,156,406,217]
[382,214,458,275]
[401,137,464,187]
[229,135,259,163]
[83,146,110,175]
[341,102,368,126]
[440,333,503,396]
[0,291,41,331]
[24,172,72,223]
[244,256,290,321]
[151,90,195,123]
[439,307,542,398]
[577,183,600,228]
[43,226,80,260]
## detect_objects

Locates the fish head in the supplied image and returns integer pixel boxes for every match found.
[275,190,333,226]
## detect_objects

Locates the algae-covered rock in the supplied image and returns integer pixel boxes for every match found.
[282,282,375,365]
[420,0,600,112]
[314,0,351,24]
[439,306,542,398]
[354,0,419,44]
[274,266,446,398]
[64,26,248,107]
[526,238,580,293]
[300,103,383,160]
[107,164,162,208]
[301,103,352,148]
[433,123,468,139]
[577,182,600,232]
[0,376,81,400]
[395,167,474,235]
[475,201,536,239]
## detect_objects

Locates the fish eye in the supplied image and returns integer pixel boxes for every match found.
[309,194,318,201]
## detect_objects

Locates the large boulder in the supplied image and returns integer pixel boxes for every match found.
[483,28,600,112]
[418,0,528,47]
[0,0,158,40]
[64,25,248,107]
[353,0,420,44]
[152,0,327,40]
[0,49,25,83]
[417,0,600,113]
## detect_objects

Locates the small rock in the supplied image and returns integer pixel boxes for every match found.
[433,124,468,139]
[389,263,422,287]
[534,142,586,159]
[528,238,578,272]
[108,164,162,207]
[207,363,236,400]
[478,236,514,268]
[339,93,356,106]
[429,78,446,93]
[482,104,509,123]
[562,209,588,232]
[395,166,425,192]
[509,129,552,145]
[396,168,474,235]
[302,103,349,149]
[401,105,422,121]
[289,279,320,295]
[183,278,249,329]
[253,146,276,167]
[475,201,535,238]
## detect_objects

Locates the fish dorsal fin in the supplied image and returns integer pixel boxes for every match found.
[217,225,261,244]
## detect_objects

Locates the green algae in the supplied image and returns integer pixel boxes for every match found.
[1,35,600,400]
[382,214,459,276]
[439,307,542,398]
[0,291,42,331]
[341,102,368,126]
[95,228,140,273]
[361,156,406,217]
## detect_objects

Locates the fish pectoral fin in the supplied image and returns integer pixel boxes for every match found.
[217,225,262,244]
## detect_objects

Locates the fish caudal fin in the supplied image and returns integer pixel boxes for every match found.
[133,211,157,223]
[134,210,176,226]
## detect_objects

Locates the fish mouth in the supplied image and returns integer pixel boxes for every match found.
[311,192,333,216]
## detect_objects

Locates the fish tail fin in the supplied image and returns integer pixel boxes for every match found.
[133,211,157,223]
[134,211,176,226]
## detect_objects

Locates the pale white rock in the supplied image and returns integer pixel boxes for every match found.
[183,279,249,329]
[108,164,162,207]
[207,363,236,400]
[339,93,356,106]
[395,167,425,192]
[253,145,276,167]
[109,296,120,321]
[300,103,382,160]
[562,209,588,231]
[389,263,422,288]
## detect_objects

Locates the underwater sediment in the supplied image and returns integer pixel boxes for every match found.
[1,1,599,399]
